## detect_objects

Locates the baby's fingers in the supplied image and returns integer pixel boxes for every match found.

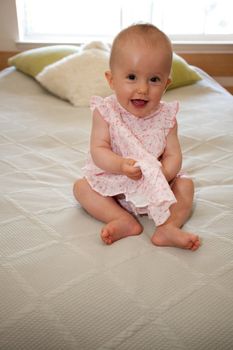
[134,167,142,176]
[129,167,142,180]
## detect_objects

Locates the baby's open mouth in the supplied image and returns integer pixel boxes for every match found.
[131,99,148,107]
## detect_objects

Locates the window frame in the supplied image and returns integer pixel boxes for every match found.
[14,0,233,53]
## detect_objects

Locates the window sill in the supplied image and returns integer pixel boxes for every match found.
[15,40,233,53]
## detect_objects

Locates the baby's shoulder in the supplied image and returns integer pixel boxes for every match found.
[159,100,179,130]
[90,95,119,123]
[160,100,179,115]
[90,94,116,109]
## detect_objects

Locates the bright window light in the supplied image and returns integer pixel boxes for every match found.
[16,0,233,43]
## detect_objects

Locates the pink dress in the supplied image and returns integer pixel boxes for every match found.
[84,94,179,226]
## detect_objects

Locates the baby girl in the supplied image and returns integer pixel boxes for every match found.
[73,23,200,251]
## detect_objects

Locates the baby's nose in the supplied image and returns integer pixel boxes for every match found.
[137,82,148,95]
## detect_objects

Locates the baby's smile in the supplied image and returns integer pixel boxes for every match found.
[131,99,148,107]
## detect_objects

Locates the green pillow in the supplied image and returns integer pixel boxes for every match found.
[8,45,79,77]
[168,53,202,90]
[8,44,201,90]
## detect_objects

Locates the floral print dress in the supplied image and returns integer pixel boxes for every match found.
[84,94,179,225]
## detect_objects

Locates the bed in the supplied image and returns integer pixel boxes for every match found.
[0,57,233,350]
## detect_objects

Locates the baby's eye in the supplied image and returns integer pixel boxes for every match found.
[150,76,161,83]
[127,74,136,81]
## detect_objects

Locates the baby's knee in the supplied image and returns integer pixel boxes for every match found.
[73,178,87,200]
[184,178,194,196]
[177,177,194,195]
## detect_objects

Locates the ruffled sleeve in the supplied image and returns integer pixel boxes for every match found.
[162,101,179,135]
[90,95,115,123]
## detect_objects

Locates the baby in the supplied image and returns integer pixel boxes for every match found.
[73,23,200,251]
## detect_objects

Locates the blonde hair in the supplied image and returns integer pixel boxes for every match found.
[110,23,173,71]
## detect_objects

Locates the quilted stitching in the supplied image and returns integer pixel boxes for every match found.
[0,68,233,350]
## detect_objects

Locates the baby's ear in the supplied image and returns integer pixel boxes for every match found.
[105,70,114,90]
[165,77,172,89]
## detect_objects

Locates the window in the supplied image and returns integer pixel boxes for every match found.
[16,0,233,43]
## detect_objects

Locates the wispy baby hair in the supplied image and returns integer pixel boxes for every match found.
[109,23,172,70]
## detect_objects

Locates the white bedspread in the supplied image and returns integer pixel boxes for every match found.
[0,67,233,350]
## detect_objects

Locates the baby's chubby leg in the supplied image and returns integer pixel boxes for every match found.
[151,177,200,251]
[73,178,143,244]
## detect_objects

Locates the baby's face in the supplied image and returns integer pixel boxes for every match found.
[106,42,171,118]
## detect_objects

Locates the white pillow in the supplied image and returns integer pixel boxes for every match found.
[36,47,112,107]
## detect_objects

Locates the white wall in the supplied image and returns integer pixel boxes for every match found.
[0,0,18,51]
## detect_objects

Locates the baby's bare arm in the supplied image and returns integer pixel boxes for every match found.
[160,121,182,182]
[90,109,142,179]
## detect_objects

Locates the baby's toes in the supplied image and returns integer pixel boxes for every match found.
[101,229,113,245]
[191,236,201,251]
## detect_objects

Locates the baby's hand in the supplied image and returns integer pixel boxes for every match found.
[121,158,142,180]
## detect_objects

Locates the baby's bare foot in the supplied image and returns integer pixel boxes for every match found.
[101,218,142,245]
[151,224,200,251]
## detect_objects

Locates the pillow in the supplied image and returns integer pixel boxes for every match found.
[8,45,79,77]
[35,42,201,107]
[167,53,202,90]
[36,47,112,107]
[81,40,111,52]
